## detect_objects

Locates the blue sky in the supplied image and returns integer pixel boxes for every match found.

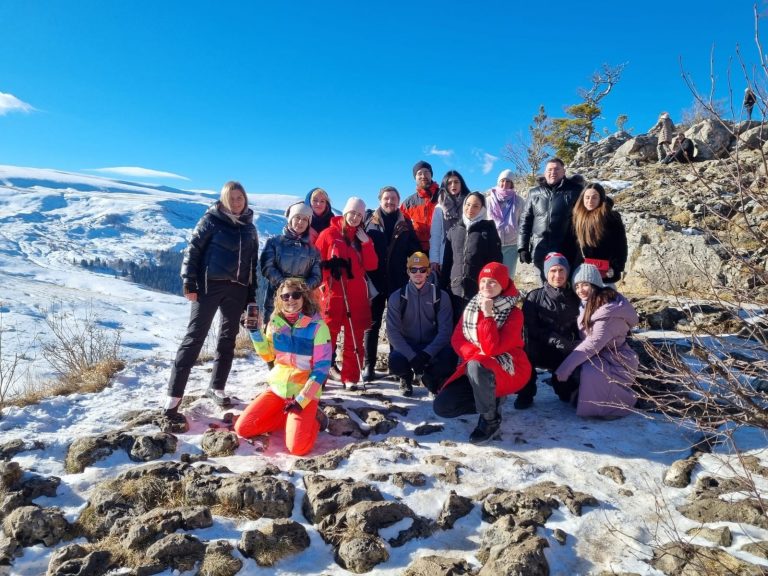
[0,1,763,210]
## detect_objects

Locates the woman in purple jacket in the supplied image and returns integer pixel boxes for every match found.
[554,263,638,418]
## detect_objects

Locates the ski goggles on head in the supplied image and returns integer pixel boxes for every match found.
[279,291,303,301]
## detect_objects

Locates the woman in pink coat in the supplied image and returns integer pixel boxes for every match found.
[433,262,531,444]
[555,263,638,417]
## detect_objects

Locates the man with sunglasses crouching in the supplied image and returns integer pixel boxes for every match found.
[386,252,455,396]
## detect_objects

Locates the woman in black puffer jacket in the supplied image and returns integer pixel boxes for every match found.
[260,201,322,325]
[441,192,503,324]
[163,181,259,427]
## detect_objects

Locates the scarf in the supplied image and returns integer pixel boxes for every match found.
[488,188,520,243]
[281,311,300,324]
[438,189,467,231]
[380,209,399,242]
[462,206,487,229]
[417,181,439,202]
[462,294,520,376]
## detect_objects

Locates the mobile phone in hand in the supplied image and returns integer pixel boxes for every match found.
[246,303,261,330]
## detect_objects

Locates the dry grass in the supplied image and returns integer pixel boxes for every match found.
[234,327,253,358]
[8,358,125,409]
[198,550,243,576]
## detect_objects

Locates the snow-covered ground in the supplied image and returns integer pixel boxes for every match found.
[1,166,767,575]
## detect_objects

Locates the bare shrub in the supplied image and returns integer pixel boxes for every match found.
[0,311,36,415]
[41,301,123,383]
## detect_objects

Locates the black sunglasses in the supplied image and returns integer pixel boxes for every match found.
[409,267,428,274]
[279,291,303,301]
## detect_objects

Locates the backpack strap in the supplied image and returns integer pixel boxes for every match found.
[400,283,440,329]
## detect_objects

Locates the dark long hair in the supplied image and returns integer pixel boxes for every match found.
[582,286,619,333]
[572,182,610,248]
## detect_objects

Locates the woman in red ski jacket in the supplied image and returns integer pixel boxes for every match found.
[315,197,378,388]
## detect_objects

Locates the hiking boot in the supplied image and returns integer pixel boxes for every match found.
[513,395,534,410]
[399,377,413,397]
[316,408,329,432]
[363,364,376,383]
[205,388,231,407]
[469,414,501,445]
[328,365,342,381]
[160,407,189,433]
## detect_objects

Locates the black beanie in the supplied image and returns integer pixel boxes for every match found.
[412,160,433,178]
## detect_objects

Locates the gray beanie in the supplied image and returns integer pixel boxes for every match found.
[543,252,570,278]
[571,263,604,289]
[285,201,313,220]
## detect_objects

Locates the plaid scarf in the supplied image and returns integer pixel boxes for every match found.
[462,294,520,376]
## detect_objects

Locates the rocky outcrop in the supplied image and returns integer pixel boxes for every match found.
[65,430,177,473]
[239,519,310,566]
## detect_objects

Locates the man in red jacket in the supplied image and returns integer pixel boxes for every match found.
[400,160,440,254]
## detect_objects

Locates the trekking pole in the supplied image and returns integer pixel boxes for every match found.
[338,271,366,391]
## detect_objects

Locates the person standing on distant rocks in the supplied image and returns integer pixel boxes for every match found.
[400,160,440,255]
[305,187,334,246]
[386,252,455,396]
[744,87,757,120]
[514,253,580,410]
[260,201,322,332]
[236,278,331,455]
[651,112,676,163]
[486,169,523,279]
[433,263,531,444]
[362,186,420,383]
[517,158,583,281]
[162,181,259,429]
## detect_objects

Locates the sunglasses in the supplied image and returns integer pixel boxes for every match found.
[279,291,303,301]
[409,267,428,274]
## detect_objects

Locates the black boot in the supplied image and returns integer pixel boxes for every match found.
[399,375,413,397]
[160,407,189,434]
[469,414,501,445]
[363,362,376,383]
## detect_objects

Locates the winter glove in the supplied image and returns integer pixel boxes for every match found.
[283,398,302,414]
[518,249,532,264]
[547,335,577,353]
[410,351,431,374]
[321,256,354,280]
[355,228,370,243]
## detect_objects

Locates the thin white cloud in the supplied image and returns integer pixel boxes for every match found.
[0,92,34,115]
[424,145,454,158]
[87,166,190,180]
[473,149,498,174]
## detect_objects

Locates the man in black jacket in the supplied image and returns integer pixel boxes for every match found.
[517,158,583,280]
[363,186,421,382]
[515,252,580,409]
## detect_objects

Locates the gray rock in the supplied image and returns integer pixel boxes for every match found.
[2,505,70,547]
[200,429,240,457]
[678,497,768,529]
[741,541,768,560]
[350,407,398,435]
[302,474,384,524]
[664,457,698,488]
[738,125,768,150]
[335,533,389,573]
[477,515,549,576]
[403,555,475,576]
[552,528,567,545]
[0,461,22,491]
[414,423,445,436]
[572,131,633,167]
[686,525,732,546]
[65,431,176,473]
[144,532,205,572]
[651,541,765,575]
[685,119,734,160]
[437,491,473,529]
[0,440,26,461]
[0,531,20,565]
[239,519,310,566]
[46,545,111,576]
[598,465,626,485]
[612,134,659,164]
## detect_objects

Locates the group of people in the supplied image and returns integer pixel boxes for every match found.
[160,157,639,455]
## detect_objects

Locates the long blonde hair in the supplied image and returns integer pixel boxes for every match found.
[219,181,248,213]
[572,182,609,248]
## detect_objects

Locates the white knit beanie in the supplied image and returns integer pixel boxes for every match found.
[285,201,313,220]
[497,169,514,182]
[571,264,605,289]
[343,196,366,216]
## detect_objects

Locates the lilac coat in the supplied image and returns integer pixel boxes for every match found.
[555,294,639,417]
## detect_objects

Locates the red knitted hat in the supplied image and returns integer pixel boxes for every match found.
[478,262,510,291]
